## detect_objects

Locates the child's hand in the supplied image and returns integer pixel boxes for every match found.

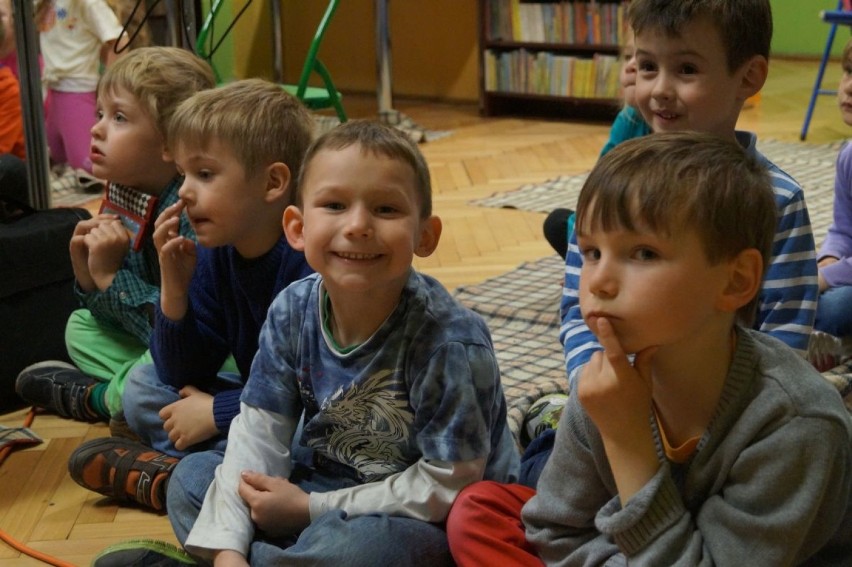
[69,215,127,292]
[213,550,249,567]
[238,471,311,536]
[84,215,130,290]
[69,218,96,291]
[158,386,217,450]
[817,257,838,293]
[579,317,659,504]
[579,317,655,438]
[154,201,196,320]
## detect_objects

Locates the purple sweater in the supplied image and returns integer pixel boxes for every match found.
[820,142,852,287]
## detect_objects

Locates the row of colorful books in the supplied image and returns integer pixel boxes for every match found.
[487,0,629,45]
[484,49,621,99]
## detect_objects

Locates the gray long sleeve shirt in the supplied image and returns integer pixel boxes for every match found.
[523,328,852,566]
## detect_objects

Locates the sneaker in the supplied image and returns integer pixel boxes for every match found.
[92,539,195,566]
[68,437,179,511]
[109,410,142,442]
[15,361,101,422]
[808,331,843,373]
[521,393,568,448]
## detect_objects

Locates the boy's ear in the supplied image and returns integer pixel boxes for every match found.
[282,205,306,251]
[738,55,768,101]
[265,162,292,204]
[716,248,762,313]
[415,215,442,258]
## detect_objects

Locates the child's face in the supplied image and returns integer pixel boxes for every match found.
[285,145,439,298]
[633,17,751,138]
[839,54,852,127]
[174,139,271,255]
[90,87,174,194]
[620,27,638,108]
[577,217,731,355]
[0,0,14,59]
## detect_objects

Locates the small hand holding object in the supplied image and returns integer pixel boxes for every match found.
[153,201,195,320]
[579,317,659,503]
[159,385,218,451]
[69,214,126,292]
[238,471,311,536]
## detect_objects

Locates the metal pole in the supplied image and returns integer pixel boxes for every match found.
[164,0,197,49]
[13,0,50,209]
[375,0,393,113]
[271,0,283,83]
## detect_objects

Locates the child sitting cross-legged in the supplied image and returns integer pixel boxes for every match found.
[92,120,520,566]
[66,78,315,512]
[446,131,852,566]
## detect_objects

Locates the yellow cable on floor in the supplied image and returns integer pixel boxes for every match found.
[0,408,79,567]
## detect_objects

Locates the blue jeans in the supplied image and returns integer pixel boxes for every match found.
[815,285,852,337]
[167,451,454,566]
[122,363,238,457]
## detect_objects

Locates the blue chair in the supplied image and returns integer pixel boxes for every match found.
[801,0,852,141]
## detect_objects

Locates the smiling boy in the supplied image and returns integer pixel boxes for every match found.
[153,120,520,567]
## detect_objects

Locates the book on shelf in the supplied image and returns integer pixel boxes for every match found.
[488,0,628,45]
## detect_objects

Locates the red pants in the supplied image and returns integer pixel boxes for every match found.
[446,481,543,566]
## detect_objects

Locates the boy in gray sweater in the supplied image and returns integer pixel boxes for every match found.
[446,132,852,566]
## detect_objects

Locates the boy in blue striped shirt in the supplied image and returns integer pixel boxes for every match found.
[524,0,818,487]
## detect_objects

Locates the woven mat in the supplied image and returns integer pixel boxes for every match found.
[50,165,104,208]
[455,252,852,443]
[454,255,566,441]
[314,110,452,143]
[470,138,846,247]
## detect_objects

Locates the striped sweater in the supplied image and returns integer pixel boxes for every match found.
[559,130,818,382]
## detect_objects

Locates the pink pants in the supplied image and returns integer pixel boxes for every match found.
[45,89,96,173]
[446,481,543,566]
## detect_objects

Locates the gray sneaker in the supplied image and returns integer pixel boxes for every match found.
[15,361,101,422]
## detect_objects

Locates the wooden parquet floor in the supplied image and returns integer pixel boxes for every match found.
[1,58,849,566]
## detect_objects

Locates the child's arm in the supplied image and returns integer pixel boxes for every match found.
[818,144,852,290]
[579,318,658,505]
[756,170,818,355]
[184,404,299,562]
[559,226,600,383]
[71,216,158,344]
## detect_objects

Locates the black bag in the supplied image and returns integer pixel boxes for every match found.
[0,207,91,413]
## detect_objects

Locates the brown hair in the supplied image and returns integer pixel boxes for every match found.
[97,46,216,138]
[167,78,314,184]
[629,0,772,73]
[294,120,433,218]
[575,131,776,325]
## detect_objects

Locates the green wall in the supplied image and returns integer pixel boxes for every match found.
[772,0,850,58]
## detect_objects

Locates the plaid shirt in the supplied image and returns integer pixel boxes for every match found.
[75,176,193,344]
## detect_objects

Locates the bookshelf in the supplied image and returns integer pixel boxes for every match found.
[479,0,628,120]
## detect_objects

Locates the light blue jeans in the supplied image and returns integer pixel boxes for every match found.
[815,285,852,337]
[122,363,239,457]
[167,451,454,566]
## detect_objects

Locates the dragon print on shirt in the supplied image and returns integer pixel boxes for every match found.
[305,368,415,482]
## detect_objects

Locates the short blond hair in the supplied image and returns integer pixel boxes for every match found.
[97,46,215,138]
[167,78,315,184]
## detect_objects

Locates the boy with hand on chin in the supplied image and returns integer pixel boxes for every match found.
[67,79,314,512]
[162,120,518,567]
[522,0,820,488]
[448,132,852,566]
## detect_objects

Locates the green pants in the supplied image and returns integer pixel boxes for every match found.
[65,309,237,416]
